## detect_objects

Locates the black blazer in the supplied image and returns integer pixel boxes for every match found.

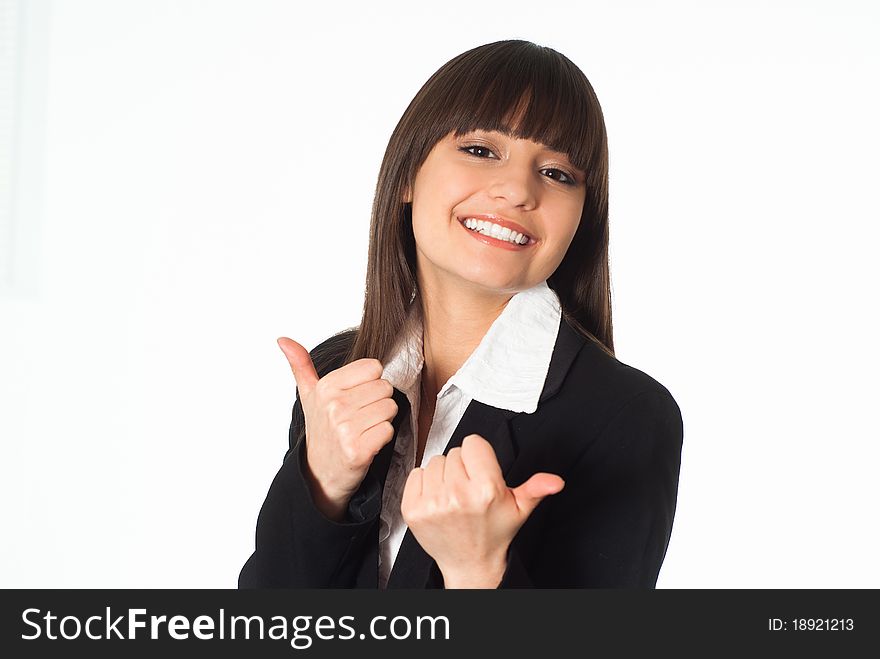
[239,316,684,588]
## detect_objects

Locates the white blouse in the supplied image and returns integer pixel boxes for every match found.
[377,279,563,589]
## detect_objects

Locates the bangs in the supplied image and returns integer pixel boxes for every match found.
[420,41,601,174]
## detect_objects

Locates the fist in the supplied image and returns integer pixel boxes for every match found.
[401,434,564,587]
[278,337,399,518]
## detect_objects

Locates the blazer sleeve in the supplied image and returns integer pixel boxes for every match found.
[238,392,379,588]
[498,387,684,588]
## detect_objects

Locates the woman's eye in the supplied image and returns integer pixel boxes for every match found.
[460,145,497,159]
[542,168,576,186]
[459,144,578,186]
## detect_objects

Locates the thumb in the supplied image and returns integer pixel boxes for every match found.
[510,473,565,519]
[277,337,319,395]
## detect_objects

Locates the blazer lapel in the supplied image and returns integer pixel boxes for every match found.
[385,316,587,589]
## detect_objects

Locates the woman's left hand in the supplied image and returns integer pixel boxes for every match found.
[401,433,565,588]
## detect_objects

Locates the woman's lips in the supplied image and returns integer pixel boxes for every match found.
[457,217,535,251]
[458,214,534,240]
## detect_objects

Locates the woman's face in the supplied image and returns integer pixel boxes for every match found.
[407,129,586,299]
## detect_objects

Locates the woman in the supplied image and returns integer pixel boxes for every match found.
[239,40,683,589]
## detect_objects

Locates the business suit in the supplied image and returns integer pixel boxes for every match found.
[239,315,684,588]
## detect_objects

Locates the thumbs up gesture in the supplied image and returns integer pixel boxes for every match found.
[400,434,564,588]
[277,337,399,522]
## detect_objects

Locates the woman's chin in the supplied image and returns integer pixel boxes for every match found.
[452,271,530,296]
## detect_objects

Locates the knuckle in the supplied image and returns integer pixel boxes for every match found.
[336,420,353,442]
[359,358,383,378]
[325,398,342,421]
[426,497,444,515]
[401,504,419,524]
[476,483,498,506]
[382,420,395,437]
[339,438,360,465]
[445,492,462,511]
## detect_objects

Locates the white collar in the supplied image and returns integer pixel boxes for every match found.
[381,280,562,414]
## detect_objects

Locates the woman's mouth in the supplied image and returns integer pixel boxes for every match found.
[457,216,536,251]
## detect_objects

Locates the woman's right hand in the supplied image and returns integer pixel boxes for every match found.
[277,337,399,522]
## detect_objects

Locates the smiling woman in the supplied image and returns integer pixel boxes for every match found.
[239,40,684,589]
[407,129,585,294]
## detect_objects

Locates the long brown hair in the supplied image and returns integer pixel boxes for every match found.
[321,40,613,373]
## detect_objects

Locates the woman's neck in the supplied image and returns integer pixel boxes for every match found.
[418,278,514,402]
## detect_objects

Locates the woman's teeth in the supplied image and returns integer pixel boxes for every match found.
[462,218,530,245]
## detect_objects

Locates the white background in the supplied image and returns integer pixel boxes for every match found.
[1,0,878,588]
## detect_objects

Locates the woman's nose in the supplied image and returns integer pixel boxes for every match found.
[487,163,538,209]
